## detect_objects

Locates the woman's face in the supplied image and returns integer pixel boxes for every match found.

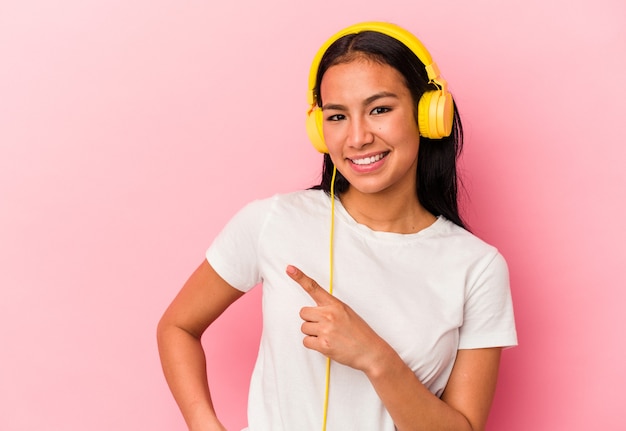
[320,58,421,199]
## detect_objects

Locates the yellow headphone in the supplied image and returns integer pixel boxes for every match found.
[306,21,455,153]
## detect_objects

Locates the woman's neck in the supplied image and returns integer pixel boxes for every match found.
[339,187,436,234]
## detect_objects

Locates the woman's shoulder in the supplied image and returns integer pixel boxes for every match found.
[432,217,503,260]
[238,189,329,217]
[258,189,328,210]
[276,188,328,203]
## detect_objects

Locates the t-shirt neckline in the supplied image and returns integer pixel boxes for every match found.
[329,194,446,241]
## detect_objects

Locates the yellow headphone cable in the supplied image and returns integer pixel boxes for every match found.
[322,165,337,431]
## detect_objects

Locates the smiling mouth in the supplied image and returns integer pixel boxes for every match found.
[349,152,390,166]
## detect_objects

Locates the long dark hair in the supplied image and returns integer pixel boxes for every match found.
[311,30,467,229]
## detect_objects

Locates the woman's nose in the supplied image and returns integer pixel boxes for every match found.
[346,117,374,149]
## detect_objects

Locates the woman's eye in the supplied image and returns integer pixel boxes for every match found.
[326,114,345,121]
[371,107,391,115]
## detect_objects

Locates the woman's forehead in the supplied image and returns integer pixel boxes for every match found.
[320,60,409,101]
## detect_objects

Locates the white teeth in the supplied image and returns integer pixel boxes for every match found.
[351,153,386,165]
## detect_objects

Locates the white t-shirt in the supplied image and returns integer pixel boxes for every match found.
[206,189,517,431]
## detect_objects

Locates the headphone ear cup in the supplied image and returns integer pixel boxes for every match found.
[417,90,454,139]
[417,91,435,139]
[306,107,328,153]
[435,91,454,138]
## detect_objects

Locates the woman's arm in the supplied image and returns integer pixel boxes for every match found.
[366,345,501,431]
[287,264,502,431]
[157,260,244,431]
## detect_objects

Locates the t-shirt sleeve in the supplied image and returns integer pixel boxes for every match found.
[458,251,518,349]
[205,197,274,292]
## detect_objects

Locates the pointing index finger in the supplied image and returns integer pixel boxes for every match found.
[286,265,333,306]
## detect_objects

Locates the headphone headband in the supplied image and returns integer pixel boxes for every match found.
[307,22,447,107]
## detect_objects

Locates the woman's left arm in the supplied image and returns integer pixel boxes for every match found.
[366,345,501,431]
[287,265,502,431]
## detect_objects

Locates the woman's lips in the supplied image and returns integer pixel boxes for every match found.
[349,151,390,166]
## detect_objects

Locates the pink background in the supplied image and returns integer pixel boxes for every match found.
[1,1,625,429]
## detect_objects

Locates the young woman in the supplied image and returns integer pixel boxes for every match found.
[157,22,517,431]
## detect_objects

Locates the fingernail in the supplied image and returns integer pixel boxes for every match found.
[286,265,296,275]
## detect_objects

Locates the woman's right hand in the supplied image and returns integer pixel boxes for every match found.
[157,260,244,431]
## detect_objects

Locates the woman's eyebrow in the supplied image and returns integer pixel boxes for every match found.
[364,91,398,106]
[322,92,399,111]
[321,102,347,111]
